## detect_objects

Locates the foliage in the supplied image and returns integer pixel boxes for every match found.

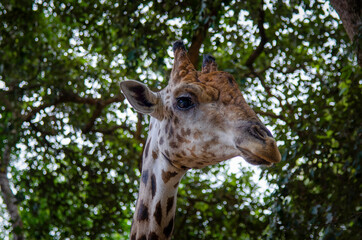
[0,0,360,239]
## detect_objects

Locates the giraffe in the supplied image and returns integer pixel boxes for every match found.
[120,40,281,240]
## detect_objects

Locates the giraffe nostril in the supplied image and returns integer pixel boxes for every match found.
[249,124,273,141]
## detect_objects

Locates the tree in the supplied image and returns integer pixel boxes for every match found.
[0,0,360,239]
[330,0,361,66]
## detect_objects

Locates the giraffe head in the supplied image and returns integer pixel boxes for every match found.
[120,40,281,169]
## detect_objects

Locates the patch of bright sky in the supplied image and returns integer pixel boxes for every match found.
[0,80,5,89]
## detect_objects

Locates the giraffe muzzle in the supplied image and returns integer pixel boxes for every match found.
[235,122,281,166]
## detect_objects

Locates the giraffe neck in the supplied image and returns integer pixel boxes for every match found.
[130,120,187,240]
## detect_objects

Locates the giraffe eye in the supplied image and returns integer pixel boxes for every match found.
[176,96,194,110]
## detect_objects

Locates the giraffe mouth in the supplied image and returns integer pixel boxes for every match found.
[237,147,273,166]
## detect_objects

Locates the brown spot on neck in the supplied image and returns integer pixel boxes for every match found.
[152,150,158,160]
[162,170,178,183]
[151,174,156,198]
[148,232,159,240]
[180,128,191,136]
[166,196,174,215]
[176,134,190,143]
[163,218,174,238]
[169,141,178,148]
[141,170,149,185]
[173,116,179,125]
[144,140,151,158]
[169,125,174,137]
[159,137,164,145]
[193,130,202,139]
[138,235,147,240]
[154,200,162,226]
[165,121,171,135]
[131,233,136,240]
[137,200,149,221]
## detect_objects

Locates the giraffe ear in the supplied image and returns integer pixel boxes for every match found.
[120,80,160,115]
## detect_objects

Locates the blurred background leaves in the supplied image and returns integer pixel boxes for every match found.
[0,0,360,239]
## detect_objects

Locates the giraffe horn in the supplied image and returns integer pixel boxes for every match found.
[202,54,218,73]
[170,40,197,84]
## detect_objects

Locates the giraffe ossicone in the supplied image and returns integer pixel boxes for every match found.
[120,40,281,240]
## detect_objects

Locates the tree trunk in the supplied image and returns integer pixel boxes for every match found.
[187,1,223,68]
[330,0,362,66]
[188,25,209,69]
[0,144,24,240]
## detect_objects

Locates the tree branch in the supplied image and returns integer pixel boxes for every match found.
[188,1,222,68]
[91,123,145,145]
[245,0,268,68]
[91,125,126,135]
[254,109,287,122]
[188,25,209,68]
[22,90,125,123]
[250,69,288,112]
[82,103,105,134]
[0,144,24,240]
[330,0,361,66]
